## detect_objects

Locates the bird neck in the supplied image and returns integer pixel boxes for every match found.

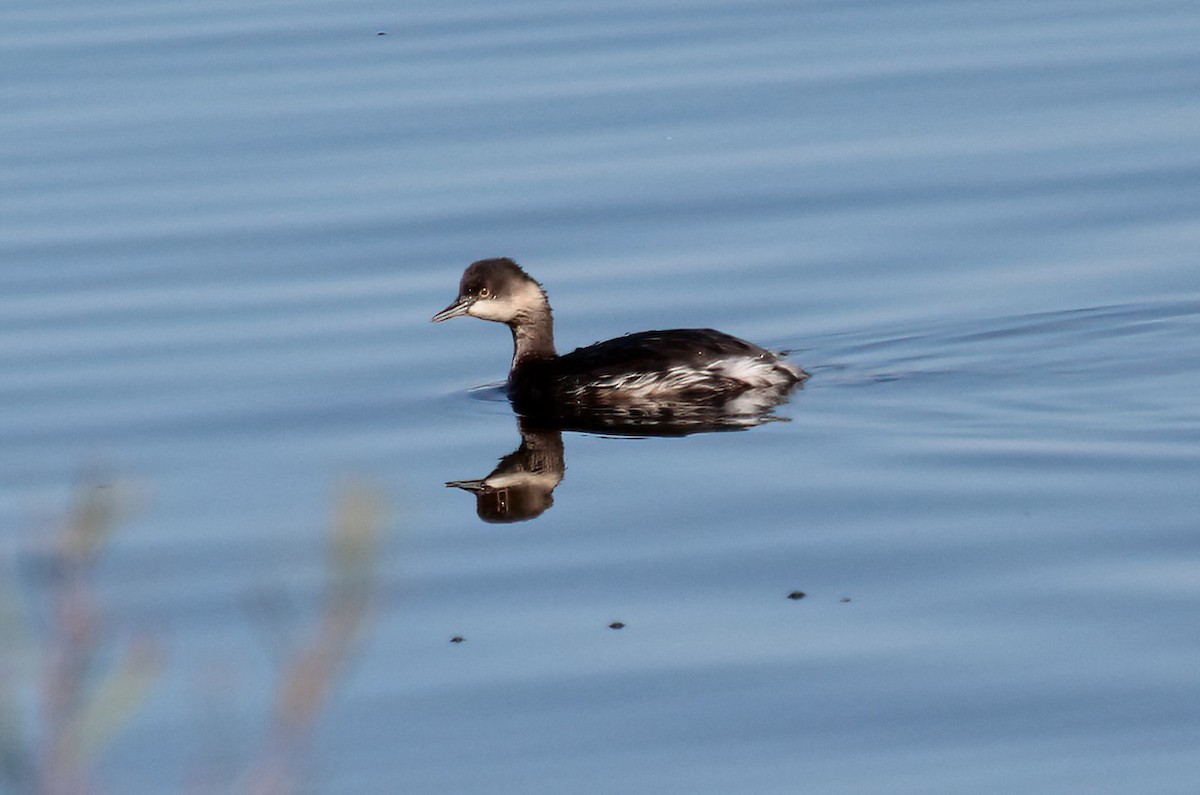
[509,307,556,371]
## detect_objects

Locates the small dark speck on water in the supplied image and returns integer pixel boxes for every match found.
[449,636,464,643]
[839,597,851,603]
[787,591,806,600]
[608,622,625,630]
[376,30,387,36]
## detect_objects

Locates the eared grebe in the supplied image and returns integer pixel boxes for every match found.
[432,258,807,407]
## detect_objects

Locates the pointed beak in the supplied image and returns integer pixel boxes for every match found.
[431,297,473,322]
[445,479,487,492]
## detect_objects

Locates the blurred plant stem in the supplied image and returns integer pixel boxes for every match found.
[243,481,387,795]
[1,479,387,795]
[0,480,162,795]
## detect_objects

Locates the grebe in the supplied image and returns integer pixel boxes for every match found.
[431,258,807,406]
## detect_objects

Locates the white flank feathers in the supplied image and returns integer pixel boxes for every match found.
[575,355,796,398]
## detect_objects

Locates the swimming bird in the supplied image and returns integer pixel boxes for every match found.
[432,257,807,408]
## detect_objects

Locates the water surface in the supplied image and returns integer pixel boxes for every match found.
[2,1,1199,793]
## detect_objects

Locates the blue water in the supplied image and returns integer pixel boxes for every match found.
[2,1,1199,792]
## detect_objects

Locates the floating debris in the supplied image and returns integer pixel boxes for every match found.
[449,636,464,644]
[608,622,625,630]
[786,591,806,600]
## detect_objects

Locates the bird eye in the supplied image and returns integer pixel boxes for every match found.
[479,287,491,298]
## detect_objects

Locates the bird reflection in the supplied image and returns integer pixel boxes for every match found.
[510,380,799,437]
[447,383,800,523]
[447,418,565,523]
